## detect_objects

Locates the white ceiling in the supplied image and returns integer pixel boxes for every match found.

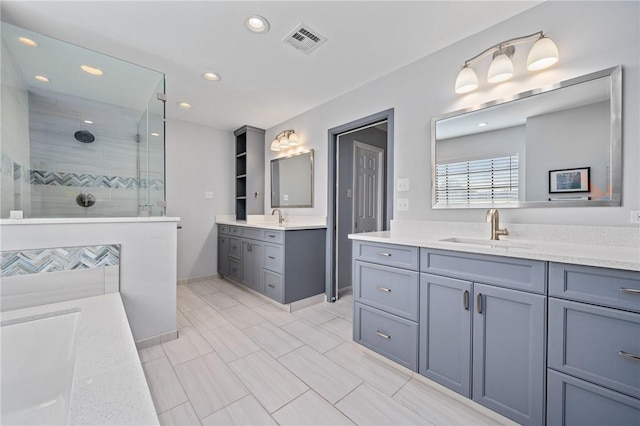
[1,1,542,132]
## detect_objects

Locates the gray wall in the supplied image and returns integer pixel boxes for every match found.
[264,1,639,227]
[166,118,234,281]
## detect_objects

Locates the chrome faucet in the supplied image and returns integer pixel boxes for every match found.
[485,209,509,240]
[271,208,285,224]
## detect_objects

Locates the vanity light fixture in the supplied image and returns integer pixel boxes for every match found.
[245,15,270,33]
[478,122,488,127]
[83,120,94,124]
[81,65,103,76]
[455,30,559,94]
[203,72,221,81]
[34,75,50,82]
[18,36,37,47]
[271,130,299,151]
[177,101,192,109]
[150,132,160,137]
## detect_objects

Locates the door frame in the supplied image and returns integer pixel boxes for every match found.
[326,108,394,302]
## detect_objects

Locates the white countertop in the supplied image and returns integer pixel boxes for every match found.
[0,217,180,225]
[1,293,159,425]
[349,229,640,272]
[216,214,327,230]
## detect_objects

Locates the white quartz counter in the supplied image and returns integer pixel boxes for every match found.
[349,228,640,272]
[0,217,180,226]
[0,293,158,425]
[216,214,327,231]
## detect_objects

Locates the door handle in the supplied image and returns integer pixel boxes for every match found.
[376,286,391,293]
[376,331,391,339]
[463,290,469,310]
[619,350,640,362]
[477,293,483,314]
[268,284,276,289]
[268,256,276,260]
[620,287,640,295]
[377,252,391,257]
[247,244,252,252]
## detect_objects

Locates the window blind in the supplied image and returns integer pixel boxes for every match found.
[436,155,519,205]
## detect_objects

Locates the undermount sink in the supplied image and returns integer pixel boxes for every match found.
[439,237,534,249]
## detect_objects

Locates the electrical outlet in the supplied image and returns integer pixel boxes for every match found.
[205,191,214,199]
[397,178,410,192]
[397,198,409,211]
[631,210,640,224]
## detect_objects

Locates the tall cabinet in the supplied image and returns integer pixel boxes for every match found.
[234,125,265,220]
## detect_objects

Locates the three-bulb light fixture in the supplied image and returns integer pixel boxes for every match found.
[270,130,299,151]
[455,31,559,94]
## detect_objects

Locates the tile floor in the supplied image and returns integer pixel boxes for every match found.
[139,277,510,425]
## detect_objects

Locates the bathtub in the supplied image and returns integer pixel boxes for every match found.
[1,308,81,425]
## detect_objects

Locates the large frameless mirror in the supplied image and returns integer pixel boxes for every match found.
[432,66,621,209]
[271,150,314,208]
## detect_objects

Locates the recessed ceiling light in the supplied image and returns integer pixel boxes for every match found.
[18,36,37,47]
[177,102,192,109]
[150,132,160,137]
[34,75,50,82]
[81,65,103,76]
[203,72,221,81]
[245,15,270,33]
[478,122,488,127]
[84,120,94,124]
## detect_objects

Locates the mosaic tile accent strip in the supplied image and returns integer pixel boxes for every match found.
[30,170,164,190]
[1,153,15,177]
[0,244,120,277]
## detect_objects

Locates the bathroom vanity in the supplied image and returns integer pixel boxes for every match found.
[216,219,326,307]
[350,226,640,426]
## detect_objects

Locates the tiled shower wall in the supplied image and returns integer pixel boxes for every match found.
[0,244,120,311]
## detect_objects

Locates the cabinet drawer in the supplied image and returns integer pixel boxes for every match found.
[263,244,284,274]
[549,298,640,398]
[228,237,241,259]
[549,263,640,313]
[242,227,263,240]
[421,248,546,294]
[228,259,241,281]
[547,369,640,426]
[228,226,241,236]
[353,241,418,270]
[263,270,284,303]
[218,225,229,235]
[354,261,419,321]
[354,302,418,370]
[263,230,284,244]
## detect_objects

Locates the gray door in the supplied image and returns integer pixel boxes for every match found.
[472,283,546,426]
[353,141,384,234]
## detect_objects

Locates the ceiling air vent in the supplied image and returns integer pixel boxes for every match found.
[282,23,327,54]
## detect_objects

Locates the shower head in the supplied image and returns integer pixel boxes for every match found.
[74,130,95,143]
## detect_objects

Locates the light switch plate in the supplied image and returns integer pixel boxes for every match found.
[397,198,409,211]
[397,178,410,192]
[205,191,214,199]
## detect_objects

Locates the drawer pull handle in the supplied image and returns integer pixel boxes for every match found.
[268,256,276,260]
[267,234,276,238]
[477,293,483,314]
[377,252,391,257]
[376,331,391,339]
[463,290,469,310]
[268,284,276,289]
[620,287,640,295]
[619,350,640,362]
[376,286,391,293]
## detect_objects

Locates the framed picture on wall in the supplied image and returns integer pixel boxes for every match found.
[549,167,591,193]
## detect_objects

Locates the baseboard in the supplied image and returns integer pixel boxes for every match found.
[135,329,178,350]
[219,277,324,312]
[177,274,219,286]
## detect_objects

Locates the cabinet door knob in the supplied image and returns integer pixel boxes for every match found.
[477,293,483,314]
[376,331,391,339]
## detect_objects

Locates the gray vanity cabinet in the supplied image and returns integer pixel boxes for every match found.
[240,239,263,293]
[547,262,640,424]
[419,249,546,426]
[217,234,229,276]
[419,273,472,397]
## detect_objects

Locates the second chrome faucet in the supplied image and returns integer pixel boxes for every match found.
[486,209,509,240]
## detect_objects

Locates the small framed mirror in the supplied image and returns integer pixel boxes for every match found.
[271,150,314,208]
[432,66,622,209]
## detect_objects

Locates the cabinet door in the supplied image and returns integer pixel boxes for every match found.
[218,235,229,276]
[473,284,546,426]
[241,239,263,292]
[419,273,472,398]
